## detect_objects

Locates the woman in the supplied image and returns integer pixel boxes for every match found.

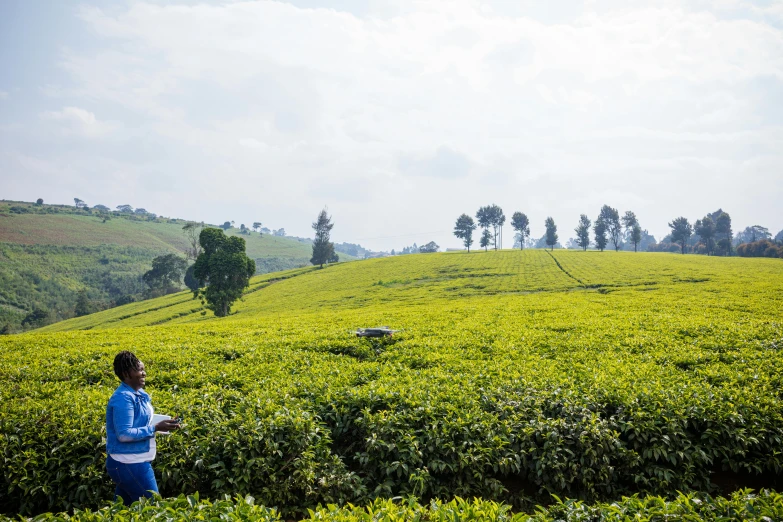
[105,351,180,505]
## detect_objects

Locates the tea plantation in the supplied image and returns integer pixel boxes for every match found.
[2,250,782,519]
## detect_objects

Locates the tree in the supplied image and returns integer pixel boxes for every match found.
[182,222,205,262]
[35,198,43,206]
[219,221,232,231]
[419,241,439,253]
[594,219,608,252]
[574,214,591,251]
[74,289,92,317]
[21,307,50,328]
[184,265,199,298]
[544,217,558,251]
[134,208,148,215]
[476,206,492,249]
[736,225,771,245]
[480,229,492,251]
[715,212,733,255]
[598,205,622,251]
[193,228,256,317]
[694,216,716,255]
[274,228,286,237]
[93,204,110,212]
[143,254,188,296]
[668,217,693,254]
[630,224,642,252]
[511,212,530,250]
[253,222,262,235]
[621,211,642,252]
[116,204,133,213]
[453,214,476,252]
[74,198,86,208]
[310,209,336,268]
[775,229,783,245]
[239,224,249,234]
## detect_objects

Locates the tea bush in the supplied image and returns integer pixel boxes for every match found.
[2,251,782,516]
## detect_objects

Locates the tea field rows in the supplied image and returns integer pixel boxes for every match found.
[1,250,782,517]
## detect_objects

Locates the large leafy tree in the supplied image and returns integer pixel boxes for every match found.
[621,211,641,252]
[476,205,505,250]
[694,216,716,255]
[143,254,188,296]
[575,214,591,251]
[668,217,693,254]
[476,206,493,249]
[193,228,256,316]
[511,212,530,250]
[715,212,733,255]
[311,208,336,268]
[453,214,476,252]
[544,217,558,251]
[599,205,622,251]
[594,219,608,252]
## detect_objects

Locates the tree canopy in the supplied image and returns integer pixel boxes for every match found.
[575,214,591,251]
[419,241,439,253]
[668,217,693,254]
[143,254,188,297]
[193,228,256,316]
[511,212,530,250]
[311,209,336,268]
[453,214,476,252]
[544,217,558,251]
[599,205,622,251]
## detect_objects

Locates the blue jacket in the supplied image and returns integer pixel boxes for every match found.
[106,382,155,455]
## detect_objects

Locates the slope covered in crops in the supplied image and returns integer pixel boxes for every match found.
[0,200,351,331]
[2,250,782,517]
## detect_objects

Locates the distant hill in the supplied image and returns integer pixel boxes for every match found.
[0,200,351,332]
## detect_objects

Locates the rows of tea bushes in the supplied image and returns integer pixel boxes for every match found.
[2,251,783,516]
[7,489,783,521]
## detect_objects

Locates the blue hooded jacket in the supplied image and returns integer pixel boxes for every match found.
[106,382,155,455]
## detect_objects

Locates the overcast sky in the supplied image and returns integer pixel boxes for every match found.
[1,0,782,251]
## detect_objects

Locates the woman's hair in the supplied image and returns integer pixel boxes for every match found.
[113,351,141,380]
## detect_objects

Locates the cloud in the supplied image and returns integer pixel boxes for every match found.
[40,106,119,138]
[2,0,781,249]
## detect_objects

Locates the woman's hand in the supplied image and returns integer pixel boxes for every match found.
[155,419,181,432]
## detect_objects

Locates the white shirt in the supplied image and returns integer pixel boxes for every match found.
[110,403,156,463]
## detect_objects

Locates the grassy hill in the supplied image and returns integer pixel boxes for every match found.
[3,249,782,518]
[0,200,344,332]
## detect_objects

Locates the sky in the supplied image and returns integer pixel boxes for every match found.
[1,0,782,251]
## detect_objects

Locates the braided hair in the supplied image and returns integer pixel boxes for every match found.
[113,351,141,381]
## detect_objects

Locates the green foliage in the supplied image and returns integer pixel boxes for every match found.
[74,290,92,317]
[598,205,622,251]
[4,251,783,518]
[193,228,255,317]
[593,220,607,252]
[544,217,557,250]
[669,217,693,254]
[574,215,590,251]
[511,212,530,250]
[142,254,188,296]
[695,216,716,255]
[453,214,476,252]
[419,241,439,253]
[8,490,783,521]
[311,209,336,268]
[479,229,492,251]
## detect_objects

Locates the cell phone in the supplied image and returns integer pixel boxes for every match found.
[175,417,183,423]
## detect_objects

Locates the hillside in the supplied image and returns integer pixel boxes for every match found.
[0,200,346,332]
[4,250,782,517]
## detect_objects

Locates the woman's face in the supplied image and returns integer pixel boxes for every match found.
[123,361,146,390]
